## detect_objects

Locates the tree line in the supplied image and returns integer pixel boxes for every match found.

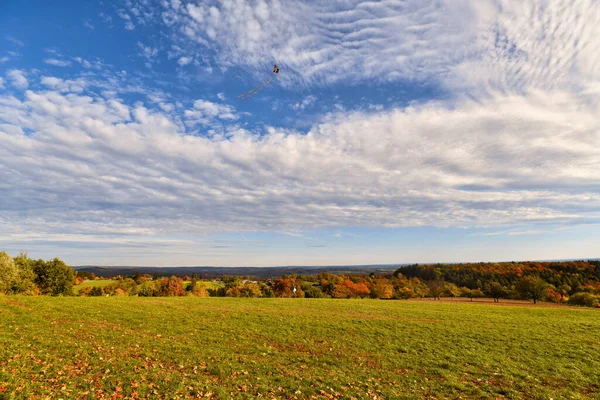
[0,252,74,296]
[1,251,599,307]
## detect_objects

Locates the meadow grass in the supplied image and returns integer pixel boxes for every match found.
[1,296,599,399]
[73,280,113,294]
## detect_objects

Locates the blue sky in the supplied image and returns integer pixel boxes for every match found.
[1,0,599,266]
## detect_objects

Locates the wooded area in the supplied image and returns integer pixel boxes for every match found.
[1,251,599,307]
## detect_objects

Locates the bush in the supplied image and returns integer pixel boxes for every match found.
[137,282,155,297]
[568,292,600,308]
[546,289,562,303]
[78,287,93,296]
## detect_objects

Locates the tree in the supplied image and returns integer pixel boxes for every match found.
[427,279,445,300]
[12,252,37,294]
[515,276,550,304]
[485,282,507,303]
[443,282,460,299]
[32,258,74,296]
[155,276,185,296]
[272,278,304,298]
[0,252,18,293]
[370,279,394,299]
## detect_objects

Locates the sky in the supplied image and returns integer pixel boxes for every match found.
[1,0,599,267]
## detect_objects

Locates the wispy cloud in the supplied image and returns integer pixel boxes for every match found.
[5,36,24,47]
[44,59,72,67]
[117,10,135,30]
[291,95,317,111]
[136,0,481,87]
[137,42,158,68]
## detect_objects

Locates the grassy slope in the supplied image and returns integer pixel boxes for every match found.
[0,297,599,399]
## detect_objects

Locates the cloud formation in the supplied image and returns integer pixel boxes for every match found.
[153,0,480,86]
[6,69,28,89]
[1,0,600,262]
[44,59,72,67]
[1,77,599,243]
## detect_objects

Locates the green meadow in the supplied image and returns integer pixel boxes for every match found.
[73,280,114,294]
[1,297,599,399]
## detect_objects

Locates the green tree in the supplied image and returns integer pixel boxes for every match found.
[0,251,18,293]
[443,282,460,299]
[485,282,507,303]
[515,276,549,304]
[12,252,37,294]
[32,258,75,296]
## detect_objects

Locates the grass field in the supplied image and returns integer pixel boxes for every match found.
[1,297,599,399]
[73,280,113,294]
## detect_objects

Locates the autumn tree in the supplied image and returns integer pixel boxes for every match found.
[427,279,445,300]
[155,276,185,297]
[370,279,394,299]
[515,276,550,304]
[272,278,304,298]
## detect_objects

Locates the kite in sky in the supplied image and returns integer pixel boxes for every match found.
[238,65,279,100]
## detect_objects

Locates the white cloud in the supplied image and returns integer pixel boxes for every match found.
[178,56,191,66]
[1,75,600,244]
[292,95,316,111]
[184,99,238,126]
[118,10,135,30]
[40,76,87,93]
[451,0,600,99]
[6,69,28,89]
[44,59,72,67]
[1,0,600,263]
[0,77,4,89]
[148,0,481,86]
[217,92,225,101]
[137,42,159,68]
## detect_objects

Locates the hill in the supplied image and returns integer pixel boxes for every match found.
[73,264,402,278]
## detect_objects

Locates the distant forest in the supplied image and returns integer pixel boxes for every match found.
[1,251,599,307]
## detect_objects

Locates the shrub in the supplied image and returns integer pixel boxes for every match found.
[78,286,93,296]
[137,282,155,297]
[546,289,562,303]
[568,292,600,308]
